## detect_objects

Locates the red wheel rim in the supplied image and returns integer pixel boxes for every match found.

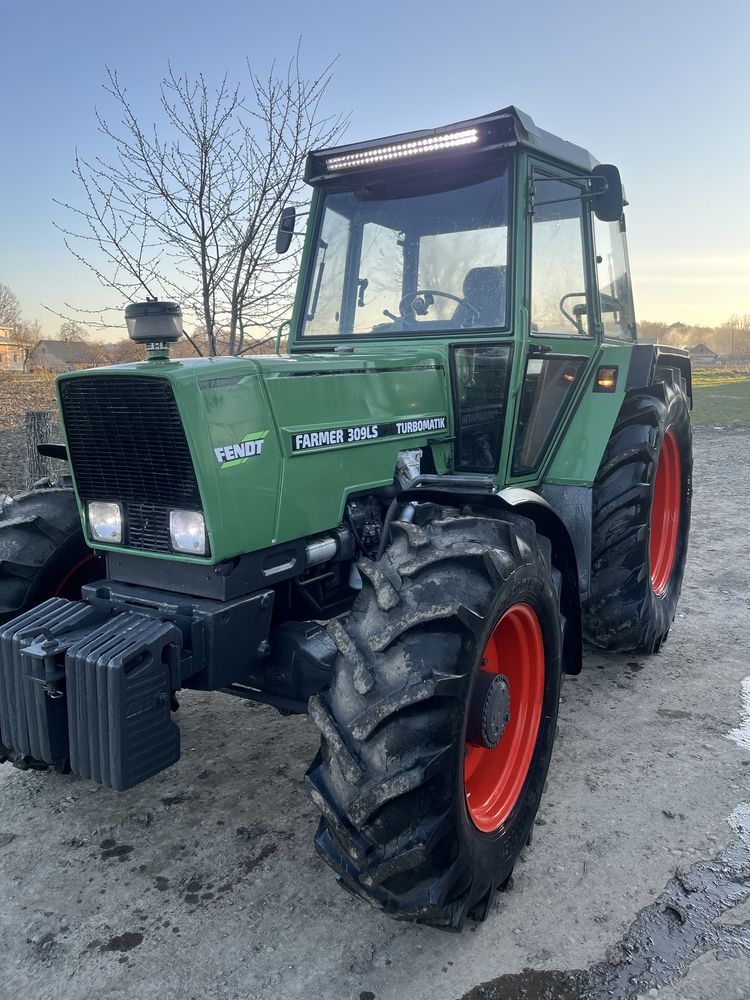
[464,603,545,833]
[650,428,681,596]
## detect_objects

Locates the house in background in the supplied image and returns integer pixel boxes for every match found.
[688,342,719,366]
[29,340,97,372]
[0,326,24,371]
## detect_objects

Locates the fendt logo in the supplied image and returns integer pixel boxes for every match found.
[215,431,268,468]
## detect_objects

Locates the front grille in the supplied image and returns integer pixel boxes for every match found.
[59,375,203,553]
[126,502,172,553]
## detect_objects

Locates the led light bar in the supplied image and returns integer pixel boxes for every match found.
[325,127,480,172]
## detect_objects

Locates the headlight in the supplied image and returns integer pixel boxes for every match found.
[169,510,206,555]
[88,502,122,543]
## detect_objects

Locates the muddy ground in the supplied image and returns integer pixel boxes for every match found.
[0,426,748,1000]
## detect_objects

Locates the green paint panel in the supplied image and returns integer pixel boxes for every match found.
[263,355,449,541]
[544,342,632,485]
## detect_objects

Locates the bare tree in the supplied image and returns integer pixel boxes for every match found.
[0,284,42,370]
[56,50,347,356]
[720,314,750,359]
[107,339,147,364]
[58,320,90,343]
[15,319,42,371]
[0,283,22,331]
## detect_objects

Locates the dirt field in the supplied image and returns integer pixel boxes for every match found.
[0,425,748,1000]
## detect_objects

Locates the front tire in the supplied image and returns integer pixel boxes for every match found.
[306,505,562,929]
[583,378,692,652]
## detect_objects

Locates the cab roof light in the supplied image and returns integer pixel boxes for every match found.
[325,127,480,172]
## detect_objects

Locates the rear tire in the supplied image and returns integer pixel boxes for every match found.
[306,505,562,929]
[0,487,102,627]
[583,378,692,652]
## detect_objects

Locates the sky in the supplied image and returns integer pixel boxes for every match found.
[1,0,748,339]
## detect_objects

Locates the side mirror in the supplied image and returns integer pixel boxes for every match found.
[275,206,296,255]
[591,165,624,222]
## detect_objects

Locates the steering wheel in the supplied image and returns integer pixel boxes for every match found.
[399,289,480,325]
[559,292,588,332]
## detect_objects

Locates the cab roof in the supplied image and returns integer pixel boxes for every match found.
[305,106,599,184]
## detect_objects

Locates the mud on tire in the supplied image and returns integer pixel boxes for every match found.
[0,487,101,627]
[306,505,562,929]
[583,377,692,653]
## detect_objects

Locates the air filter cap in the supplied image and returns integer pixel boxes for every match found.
[125,301,183,344]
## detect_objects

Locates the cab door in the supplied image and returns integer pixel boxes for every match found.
[508,164,601,484]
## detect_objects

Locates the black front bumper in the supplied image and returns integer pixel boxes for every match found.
[0,581,274,789]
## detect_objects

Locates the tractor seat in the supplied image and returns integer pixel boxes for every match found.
[453,265,506,328]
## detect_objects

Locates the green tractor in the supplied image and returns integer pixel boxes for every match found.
[0,107,691,929]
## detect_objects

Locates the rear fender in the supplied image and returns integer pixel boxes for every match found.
[627,344,693,407]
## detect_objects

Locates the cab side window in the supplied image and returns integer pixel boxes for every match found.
[593,216,635,340]
[512,355,587,473]
[531,177,591,336]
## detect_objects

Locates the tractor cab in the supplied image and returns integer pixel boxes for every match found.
[282,106,634,351]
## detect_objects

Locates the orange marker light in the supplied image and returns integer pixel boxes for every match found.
[594,366,618,392]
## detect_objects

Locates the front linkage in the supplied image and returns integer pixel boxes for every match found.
[0,541,345,787]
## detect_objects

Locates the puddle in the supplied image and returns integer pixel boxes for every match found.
[458,968,584,999]
[459,677,750,1000]
[726,676,750,752]
[459,814,750,999]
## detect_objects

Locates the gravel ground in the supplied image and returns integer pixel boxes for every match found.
[0,426,748,1000]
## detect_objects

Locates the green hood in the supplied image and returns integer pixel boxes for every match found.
[57,348,451,564]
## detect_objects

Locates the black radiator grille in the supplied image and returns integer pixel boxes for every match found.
[126,502,172,553]
[59,376,203,553]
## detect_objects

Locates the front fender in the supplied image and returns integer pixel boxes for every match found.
[398,477,583,674]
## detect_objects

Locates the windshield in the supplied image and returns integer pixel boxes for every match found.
[300,164,510,339]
